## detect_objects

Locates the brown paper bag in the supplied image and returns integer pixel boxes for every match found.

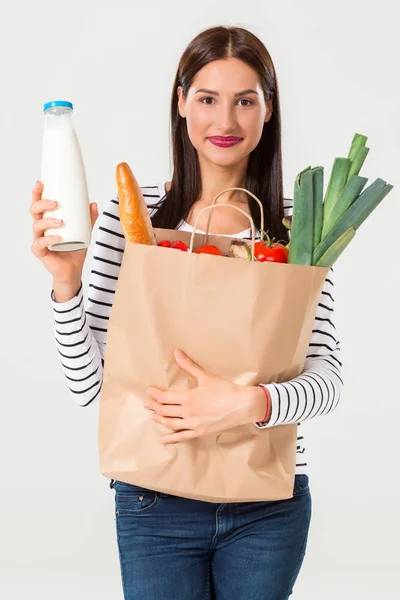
[98,188,329,502]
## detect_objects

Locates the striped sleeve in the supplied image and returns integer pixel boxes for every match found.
[50,185,162,407]
[254,198,344,428]
[51,281,104,407]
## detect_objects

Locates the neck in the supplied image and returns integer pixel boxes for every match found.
[197,155,249,205]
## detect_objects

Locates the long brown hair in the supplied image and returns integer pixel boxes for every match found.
[150,25,289,243]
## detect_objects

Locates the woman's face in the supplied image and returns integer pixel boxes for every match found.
[177,57,273,168]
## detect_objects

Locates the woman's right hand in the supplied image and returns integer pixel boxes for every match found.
[30,180,99,287]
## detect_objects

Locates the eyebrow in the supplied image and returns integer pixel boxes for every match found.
[194,88,259,97]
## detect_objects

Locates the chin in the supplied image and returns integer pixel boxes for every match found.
[205,154,245,168]
[201,145,249,165]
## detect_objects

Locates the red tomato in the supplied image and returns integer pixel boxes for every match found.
[283,244,289,260]
[157,240,172,247]
[254,241,288,263]
[194,244,224,256]
[170,240,189,252]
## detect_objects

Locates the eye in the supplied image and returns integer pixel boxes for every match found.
[199,97,253,107]
[238,98,253,107]
[200,97,215,105]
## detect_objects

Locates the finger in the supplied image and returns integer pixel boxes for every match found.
[150,413,189,431]
[31,180,43,207]
[33,217,63,241]
[30,199,58,221]
[145,401,184,419]
[31,235,62,259]
[173,349,207,383]
[147,387,183,405]
[160,429,199,444]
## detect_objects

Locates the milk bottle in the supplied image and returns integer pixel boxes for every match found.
[41,100,92,251]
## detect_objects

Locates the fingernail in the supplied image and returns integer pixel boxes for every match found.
[35,180,40,188]
[175,349,185,358]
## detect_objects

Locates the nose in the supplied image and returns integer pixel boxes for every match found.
[215,101,237,133]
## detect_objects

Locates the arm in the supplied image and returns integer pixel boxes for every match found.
[50,195,125,406]
[253,267,343,428]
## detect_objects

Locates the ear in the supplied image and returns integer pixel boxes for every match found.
[264,93,274,123]
[177,86,186,119]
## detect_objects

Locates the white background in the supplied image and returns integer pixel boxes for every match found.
[1,0,399,598]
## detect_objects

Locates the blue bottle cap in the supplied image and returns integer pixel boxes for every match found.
[43,100,73,111]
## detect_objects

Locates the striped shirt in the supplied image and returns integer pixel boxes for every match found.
[50,182,343,476]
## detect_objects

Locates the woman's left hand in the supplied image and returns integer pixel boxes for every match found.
[145,349,265,444]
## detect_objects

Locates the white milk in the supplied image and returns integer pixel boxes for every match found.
[41,102,92,251]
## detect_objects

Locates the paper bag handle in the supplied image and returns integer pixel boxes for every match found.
[204,187,265,245]
[189,203,257,260]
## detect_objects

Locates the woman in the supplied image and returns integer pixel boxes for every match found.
[31,25,343,600]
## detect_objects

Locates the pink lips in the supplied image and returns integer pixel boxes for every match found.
[208,136,243,147]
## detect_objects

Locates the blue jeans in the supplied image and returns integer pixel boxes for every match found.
[109,474,312,599]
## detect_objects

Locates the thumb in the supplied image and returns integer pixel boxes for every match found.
[174,349,206,382]
[90,203,99,229]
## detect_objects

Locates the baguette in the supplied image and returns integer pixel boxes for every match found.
[116,162,156,245]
